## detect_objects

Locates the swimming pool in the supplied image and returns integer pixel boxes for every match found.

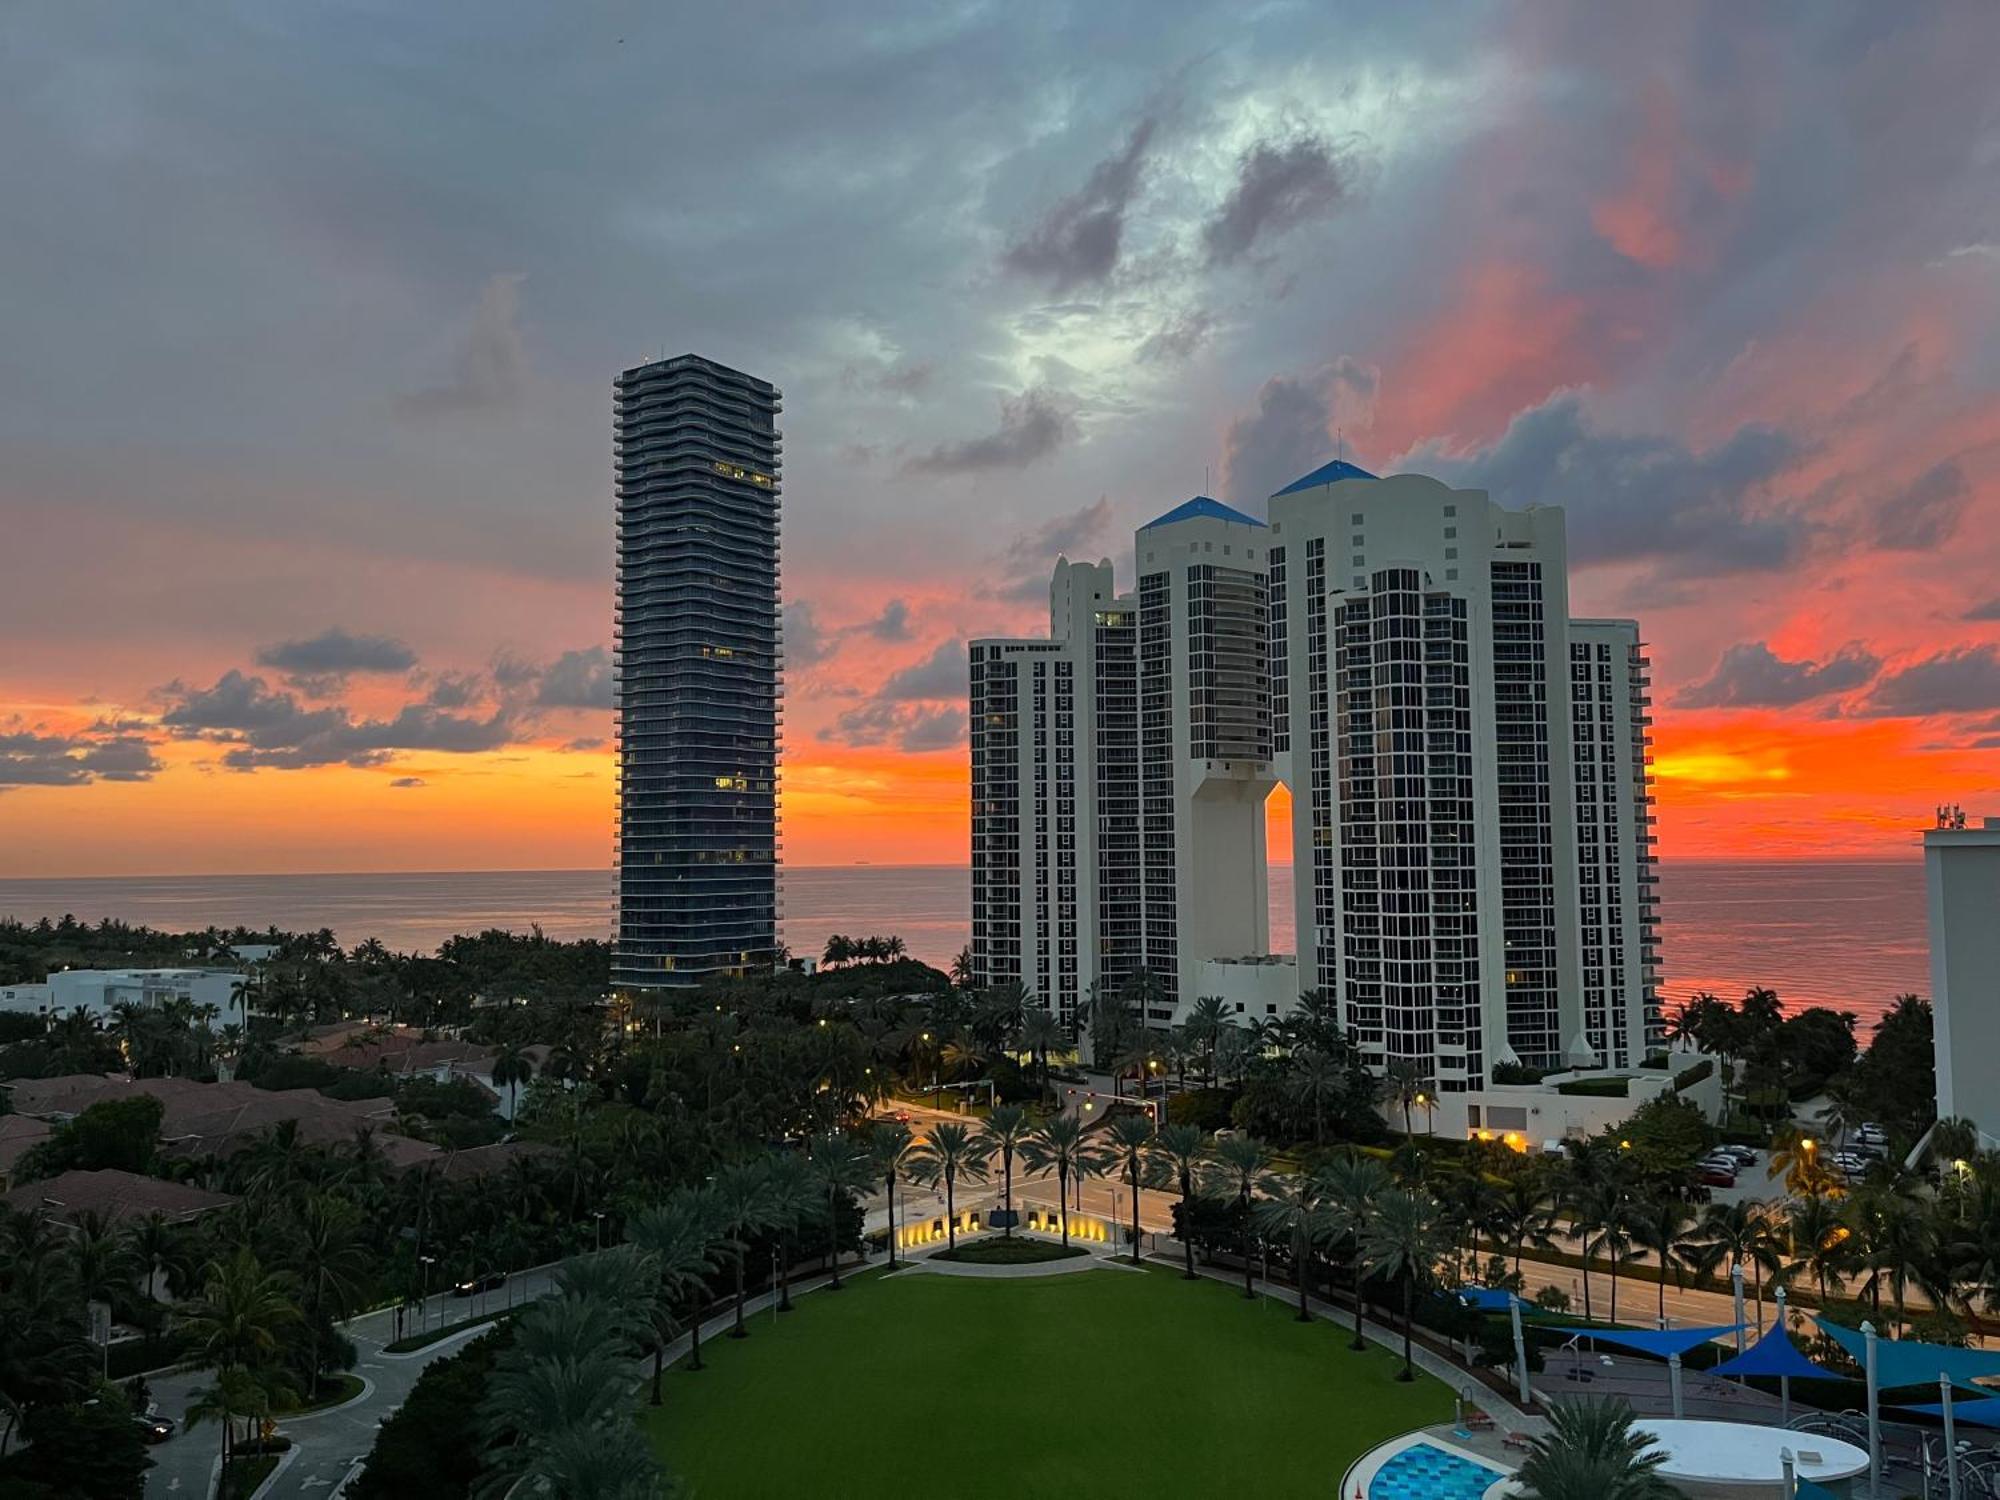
[1366,1438,1508,1500]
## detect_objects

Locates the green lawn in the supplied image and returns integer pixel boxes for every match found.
[641,1265,1450,1497]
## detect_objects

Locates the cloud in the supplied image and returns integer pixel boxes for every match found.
[0,731,161,788]
[1203,134,1353,265]
[866,599,912,641]
[534,647,614,710]
[1412,392,1805,576]
[1006,496,1114,568]
[785,600,834,667]
[161,669,340,735]
[158,669,518,769]
[881,639,967,701]
[1000,116,1156,291]
[877,359,935,397]
[394,273,527,418]
[905,387,1077,475]
[389,776,425,788]
[256,627,419,683]
[1221,360,1379,503]
[1137,309,1217,365]
[425,671,483,709]
[1966,598,2000,622]
[1868,461,1969,550]
[1859,645,2000,718]
[821,701,967,752]
[1676,642,1880,709]
[562,737,605,752]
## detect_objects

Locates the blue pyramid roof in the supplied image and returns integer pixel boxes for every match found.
[1140,495,1266,530]
[1272,458,1378,496]
[1555,1324,1743,1359]
[1709,1323,1830,1381]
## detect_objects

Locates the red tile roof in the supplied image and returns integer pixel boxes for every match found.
[4,1168,236,1224]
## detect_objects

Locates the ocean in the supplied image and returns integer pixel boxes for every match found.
[0,859,1929,1033]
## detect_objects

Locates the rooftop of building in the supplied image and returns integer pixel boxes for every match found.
[5,1168,237,1225]
[1140,495,1267,530]
[1271,457,1378,496]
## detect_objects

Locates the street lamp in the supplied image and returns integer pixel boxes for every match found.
[419,1254,436,1335]
[593,1210,608,1252]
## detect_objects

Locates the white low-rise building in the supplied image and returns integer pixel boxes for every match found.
[0,969,248,1022]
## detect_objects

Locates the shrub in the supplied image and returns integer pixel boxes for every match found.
[1672,1058,1714,1092]
[1556,1076,1630,1098]
[1533,1285,1572,1314]
[349,1325,512,1499]
[1490,1061,1547,1085]
[1166,1087,1236,1132]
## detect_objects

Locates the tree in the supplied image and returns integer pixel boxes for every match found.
[1783,1192,1854,1302]
[976,1106,1033,1237]
[1489,1173,1558,1280]
[1018,1008,1065,1103]
[1319,1153,1392,1351]
[1629,1198,1699,1327]
[1687,1200,1781,1328]
[1153,1123,1211,1279]
[1206,1133,1270,1295]
[711,1161,775,1339]
[1515,1396,1677,1500]
[1286,1049,1344,1146]
[1101,1113,1158,1266]
[284,1193,370,1397]
[9,1388,153,1499]
[176,1248,300,1463]
[759,1152,817,1314]
[870,1122,918,1267]
[624,1196,720,1404]
[1383,1060,1429,1143]
[491,1045,535,1117]
[1253,1171,1327,1322]
[1361,1187,1446,1380]
[349,1326,509,1499]
[1020,1114,1102,1248]
[906,1123,990,1252]
[1577,1183,1638,1327]
[807,1133,874,1288]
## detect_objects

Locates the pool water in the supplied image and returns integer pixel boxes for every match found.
[1367,1439,1506,1500]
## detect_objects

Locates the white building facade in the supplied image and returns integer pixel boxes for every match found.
[970,466,1662,1113]
[1926,813,2000,1147]
[0,969,248,1022]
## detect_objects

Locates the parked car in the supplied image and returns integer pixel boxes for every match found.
[1699,1164,1737,1187]
[133,1413,176,1444]
[1719,1145,1759,1166]
[452,1271,507,1297]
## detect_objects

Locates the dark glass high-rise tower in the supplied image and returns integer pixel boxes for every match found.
[613,354,781,990]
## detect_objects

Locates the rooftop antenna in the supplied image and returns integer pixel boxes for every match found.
[1204,463,1211,496]
[1337,427,1346,464]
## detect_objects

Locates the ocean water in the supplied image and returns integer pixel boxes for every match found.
[0,859,1928,1031]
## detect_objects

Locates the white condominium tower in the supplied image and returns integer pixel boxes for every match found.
[1268,462,1659,1095]
[970,463,1660,1099]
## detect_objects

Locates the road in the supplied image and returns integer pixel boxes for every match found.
[143,1269,561,1500]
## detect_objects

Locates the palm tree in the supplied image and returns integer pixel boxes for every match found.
[1489,1173,1558,1280]
[1319,1152,1392,1350]
[1286,1049,1344,1145]
[1206,1132,1270,1295]
[1846,1185,1936,1335]
[1784,1193,1854,1303]
[906,1122,991,1251]
[1101,1112,1158,1265]
[761,1151,818,1313]
[1018,1008,1065,1102]
[1153,1123,1211,1279]
[1020,1114,1102,1247]
[1184,995,1230,1081]
[176,1248,300,1462]
[1515,1396,1677,1500]
[870,1122,918,1266]
[1578,1183,1637,1327]
[809,1133,876,1288]
[284,1193,369,1397]
[1767,1123,1836,1198]
[977,1105,1034,1237]
[712,1160,775,1339]
[491,1044,535,1117]
[1687,1199,1781,1330]
[1383,1060,1429,1142]
[1253,1171,1327,1322]
[1629,1199,1699,1327]
[626,1195,722,1401]
[1361,1187,1446,1380]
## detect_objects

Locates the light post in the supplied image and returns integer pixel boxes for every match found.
[1775,1285,1792,1422]
[419,1254,436,1336]
[1863,1320,1880,1500]
[1942,1372,1961,1500]
[593,1210,607,1253]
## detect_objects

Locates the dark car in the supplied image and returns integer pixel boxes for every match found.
[451,1271,507,1297]
[1698,1164,1737,1187]
[134,1413,176,1444]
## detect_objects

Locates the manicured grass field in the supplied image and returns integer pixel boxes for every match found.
[641,1264,1451,1497]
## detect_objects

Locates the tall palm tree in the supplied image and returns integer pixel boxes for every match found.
[1020,1114,1102,1247]
[711,1160,775,1339]
[626,1194,723,1400]
[870,1122,918,1266]
[491,1044,535,1117]
[1845,1186,1936,1335]
[1319,1152,1392,1350]
[1489,1172,1558,1280]
[977,1105,1034,1237]
[176,1248,300,1462]
[1361,1187,1446,1380]
[1515,1396,1677,1500]
[284,1193,370,1397]
[1784,1192,1854,1303]
[1153,1123,1211,1279]
[1383,1060,1429,1142]
[1286,1049,1344,1145]
[1206,1132,1271,1295]
[809,1133,876,1288]
[1018,1008,1065,1102]
[1252,1171,1327,1322]
[1578,1183,1637,1327]
[1101,1112,1158,1265]
[760,1151,818,1313]
[1687,1199,1781,1329]
[1629,1199,1700,1327]
[906,1122,991,1251]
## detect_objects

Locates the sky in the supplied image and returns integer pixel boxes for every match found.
[4,1,2000,876]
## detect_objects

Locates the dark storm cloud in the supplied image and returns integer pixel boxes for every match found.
[1221,360,1378,504]
[1413,393,1805,576]
[820,701,966,753]
[1676,642,1880,709]
[784,601,834,667]
[1203,135,1353,265]
[256,627,419,677]
[1966,598,2000,622]
[905,388,1077,475]
[161,669,339,736]
[1000,117,1156,292]
[534,646,613,710]
[866,599,912,642]
[159,667,520,768]
[1868,461,1969,551]
[0,730,161,788]
[1859,646,2000,718]
[425,671,483,709]
[881,640,966,701]
[394,274,528,418]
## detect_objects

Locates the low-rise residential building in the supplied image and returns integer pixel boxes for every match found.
[0,968,249,1021]
[4,1167,236,1227]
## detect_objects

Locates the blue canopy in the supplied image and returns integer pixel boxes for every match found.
[1897,1397,2000,1429]
[1455,1287,1520,1312]
[1815,1318,2000,1393]
[1709,1323,1831,1381]
[1555,1324,1742,1359]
